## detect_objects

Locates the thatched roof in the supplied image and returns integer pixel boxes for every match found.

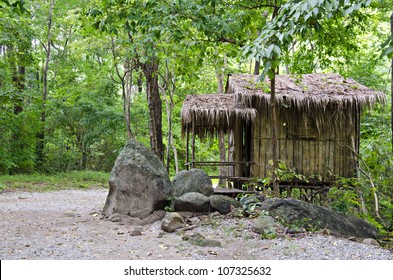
[181,74,385,138]
[181,94,256,138]
[229,74,386,111]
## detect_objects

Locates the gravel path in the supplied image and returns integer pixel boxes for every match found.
[1,189,392,260]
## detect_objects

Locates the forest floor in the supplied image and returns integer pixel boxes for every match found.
[1,188,393,260]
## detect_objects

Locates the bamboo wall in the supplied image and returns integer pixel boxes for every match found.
[243,104,360,182]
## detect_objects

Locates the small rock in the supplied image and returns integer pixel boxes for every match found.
[252,215,282,236]
[161,212,185,233]
[174,192,211,212]
[188,217,200,224]
[210,195,241,214]
[129,226,143,236]
[229,207,244,218]
[362,238,379,247]
[109,213,122,223]
[183,233,221,247]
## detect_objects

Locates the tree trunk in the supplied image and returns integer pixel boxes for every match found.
[138,72,143,93]
[110,37,134,142]
[8,46,26,174]
[124,59,134,141]
[391,12,393,151]
[172,140,179,173]
[216,53,227,186]
[141,58,164,162]
[254,59,260,75]
[160,73,175,173]
[36,0,54,170]
[271,1,280,196]
[270,72,279,196]
[8,45,24,115]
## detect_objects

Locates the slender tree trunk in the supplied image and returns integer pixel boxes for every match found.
[138,73,143,93]
[270,1,280,196]
[160,63,176,173]
[110,37,134,142]
[391,12,393,151]
[216,53,227,186]
[9,46,26,174]
[254,59,260,75]
[270,72,279,196]
[162,56,179,172]
[172,140,179,173]
[8,45,24,115]
[124,59,133,141]
[36,0,54,169]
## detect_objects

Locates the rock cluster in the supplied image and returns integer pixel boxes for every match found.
[171,168,240,214]
[102,141,240,233]
[102,140,379,242]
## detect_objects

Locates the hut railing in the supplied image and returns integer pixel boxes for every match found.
[185,160,254,187]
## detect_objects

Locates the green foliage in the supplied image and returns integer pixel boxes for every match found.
[273,160,308,182]
[328,182,360,214]
[243,0,373,77]
[260,230,278,240]
[258,161,308,190]
[278,216,321,233]
[237,193,265,217]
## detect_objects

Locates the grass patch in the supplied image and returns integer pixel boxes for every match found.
[0,171,109,192]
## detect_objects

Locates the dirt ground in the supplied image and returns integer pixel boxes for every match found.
[1,188,392,260]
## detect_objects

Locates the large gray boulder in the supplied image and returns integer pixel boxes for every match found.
[260,198,378,239]
[209,195,241,214]
[172,169,214,197]
[173,192,211,212]
[103,140,172,219]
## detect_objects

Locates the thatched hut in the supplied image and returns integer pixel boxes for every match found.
[181,74,385,187]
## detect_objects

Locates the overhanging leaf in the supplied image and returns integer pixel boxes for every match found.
[381,45,393,59]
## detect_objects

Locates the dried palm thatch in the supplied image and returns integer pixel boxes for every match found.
[181,94,256,138]
[229,73,386,111]
[228,73,386,135]
[182,74,385,139]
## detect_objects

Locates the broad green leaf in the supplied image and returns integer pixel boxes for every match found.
[312,7,319,17]
[265,44,274,58]
[273,45,281,56]
[307,0,318,8]
[305,11,312,21]
[344,5,357,16]
[381,45,393,59]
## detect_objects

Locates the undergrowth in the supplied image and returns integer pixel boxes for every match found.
[0,171,109,192]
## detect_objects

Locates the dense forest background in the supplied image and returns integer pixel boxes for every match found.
[1,0,393,233]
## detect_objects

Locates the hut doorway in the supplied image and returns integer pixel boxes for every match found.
[231,118,253,187]
[243,120,252,178]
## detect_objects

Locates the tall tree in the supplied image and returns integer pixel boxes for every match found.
[85,0,167,161]
[243,0,373,196]
[0,2,35,173]
[36,0,54,169]
[109,36,135,142]
[390,11,393,151]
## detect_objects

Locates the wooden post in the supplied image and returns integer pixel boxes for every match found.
[186,127,190,170]
[191,121,196,169]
